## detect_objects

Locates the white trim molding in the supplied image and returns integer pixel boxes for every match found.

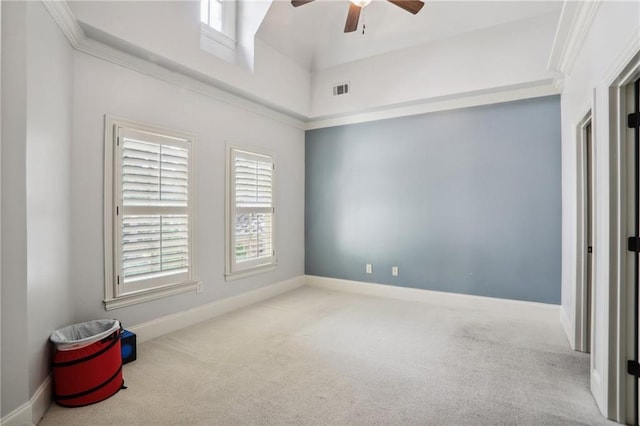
[575,109,594,355]
[43,0,565,132]
[305,79,559,131]
[201,23,236,51]
[605,47,640,425]
[0,403,30,426]
[200,0,237,49]
[40,0,82,49]
[104,281,201,311]
[224,144,277,281]
[103,115,198,310]
[3,276,303,424]
[560,306,575,349]
[547,1,601,77]
[306,275,560,317]
[128,275,305,343]
[40,0,306,130]
[0,375,51,426]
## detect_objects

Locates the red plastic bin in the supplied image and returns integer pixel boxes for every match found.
[50,319,125,407]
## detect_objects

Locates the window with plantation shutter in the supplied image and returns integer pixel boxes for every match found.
[104,117,197,310]
[226,147,276,279]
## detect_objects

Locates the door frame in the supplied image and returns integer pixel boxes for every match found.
[576,111,594,354]
[622,75,639,424]
[608,49,640,424]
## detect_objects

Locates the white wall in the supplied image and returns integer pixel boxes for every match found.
[1,1,75,418]
[1,2,30,418]
[70,51,305,327]
[559,0,640,420]
[2,0,634,421]
[2,2,305,417]
[64,1,560,123]
[67,0,311,117]
[309,12,559,118]
[25,0,75,398]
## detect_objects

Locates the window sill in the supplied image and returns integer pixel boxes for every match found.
[225,264,276,282]
[201,23,236,50]
[104,280,200,311]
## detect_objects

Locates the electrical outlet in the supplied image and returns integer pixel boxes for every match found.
[392,266,399,276]
[366,264,372,274]
[196,282,204,294]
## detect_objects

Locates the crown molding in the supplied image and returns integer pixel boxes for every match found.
[40,0,306,130]
[41,0,83,49]
[78,35,306,129]
[42,0,569,133]
[602,31,640,89]
[548,0,601,79]
[305,79,560,131]
[552,77,565,93]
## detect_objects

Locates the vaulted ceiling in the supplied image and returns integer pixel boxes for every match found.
[256,0,562,71]
[61,0,566,120]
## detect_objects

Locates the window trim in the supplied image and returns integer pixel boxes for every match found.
[104,116,199,310]
[225,144,277,281]
[200,0,237,50]
[201,23,236,50]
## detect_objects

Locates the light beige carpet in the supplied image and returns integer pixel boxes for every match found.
[39,286,614,425]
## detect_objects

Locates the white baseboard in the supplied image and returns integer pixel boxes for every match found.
[3,276,305,426]
[559,305,576,350]
[129,275,306,343]
[4,274,562,426]
[306,275,560,318]
[0,402,31,426]
[1,375,51,426]
[29,375,52,426]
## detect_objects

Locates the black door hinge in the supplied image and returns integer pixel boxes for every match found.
[588,246,593,253]
[628,237,640,252]
[629,112,640,129]
[628,360,640,377]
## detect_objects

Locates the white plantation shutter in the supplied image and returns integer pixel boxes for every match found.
[229,148,276,274]
[115,127,192,294]
[121,215,189,281]
[122,139,189,207]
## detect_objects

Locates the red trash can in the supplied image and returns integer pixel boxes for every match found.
[50,319,124,407]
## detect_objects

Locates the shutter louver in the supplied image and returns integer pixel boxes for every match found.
[121,135,190,284]
[235,157,272,208]
[233,151,274,266]
[235,212,272,262]
[122,139,188,207]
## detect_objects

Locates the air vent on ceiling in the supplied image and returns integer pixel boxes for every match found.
[333,82,350,96]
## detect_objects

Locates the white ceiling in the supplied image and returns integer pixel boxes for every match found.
[256,0,563,71]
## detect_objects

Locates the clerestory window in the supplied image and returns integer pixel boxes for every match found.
[200,0,236,49]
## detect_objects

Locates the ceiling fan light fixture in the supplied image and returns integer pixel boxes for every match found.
[291,0,425,34]
[350,0,372,8]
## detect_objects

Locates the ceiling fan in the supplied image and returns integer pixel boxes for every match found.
[291,0,425,33]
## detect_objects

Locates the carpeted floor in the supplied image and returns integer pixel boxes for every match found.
[39,286,615,425]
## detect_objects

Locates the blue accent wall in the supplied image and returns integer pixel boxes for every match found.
[305,96,561,304]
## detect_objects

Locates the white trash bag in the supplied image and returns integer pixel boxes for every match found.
[50,319,121,351]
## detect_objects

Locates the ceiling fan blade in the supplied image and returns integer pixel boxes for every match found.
[344,3,361,33]
[291,0,314,7]
[386,0,424,14]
